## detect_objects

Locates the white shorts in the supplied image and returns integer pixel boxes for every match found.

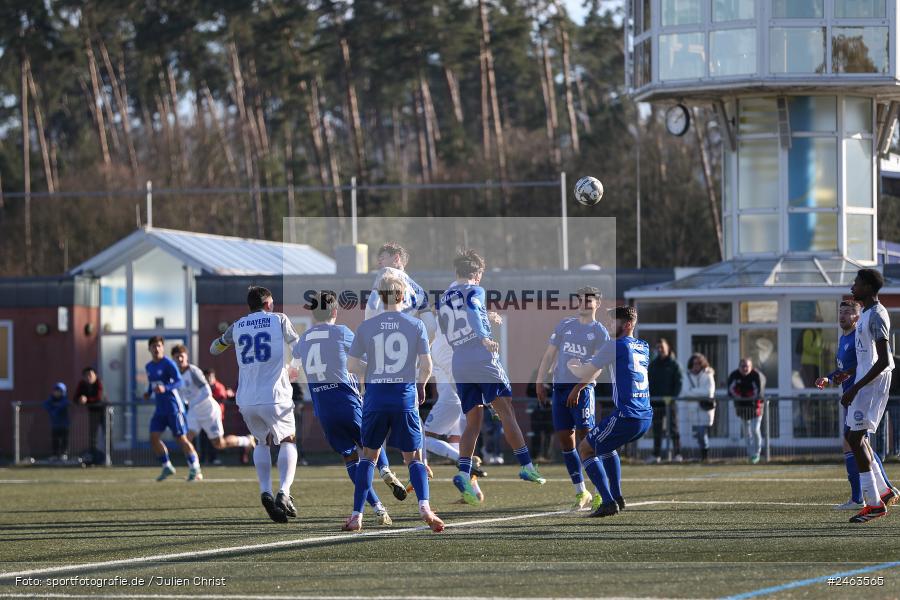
[424,381,466,437]
[238,402,296,444]
[186,400,224,439]
[846,372,892,433]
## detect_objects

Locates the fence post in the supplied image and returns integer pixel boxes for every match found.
[764,397,771,463]
[665,398,673,461]
[105,405,113,467]
[13,401,21,465]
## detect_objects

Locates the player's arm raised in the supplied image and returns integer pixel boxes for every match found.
[210,323,235,355]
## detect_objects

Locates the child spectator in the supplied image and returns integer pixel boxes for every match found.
[44,382,69,461]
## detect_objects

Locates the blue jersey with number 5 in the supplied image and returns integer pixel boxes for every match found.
[589,336,651,419]
[348,311,429,411]
[293,323,361,415]
[220,310,300,407]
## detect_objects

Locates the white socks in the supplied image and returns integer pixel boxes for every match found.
[575,482,586,494]
[425,437,460,461]
[277,442,298,495]
[236,436,252,448]
[253,444,272,494]
[860,470,883,506]
[872,463,890,496]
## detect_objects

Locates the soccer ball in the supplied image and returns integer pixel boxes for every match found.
[574,176,604,206]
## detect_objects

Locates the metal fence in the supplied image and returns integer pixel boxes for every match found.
[11,396,899,466]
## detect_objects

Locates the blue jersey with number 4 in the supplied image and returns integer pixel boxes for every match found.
[589,336,651,419]
[293,323,361,415]
[348,311,429,411]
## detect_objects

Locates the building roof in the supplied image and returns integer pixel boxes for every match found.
[627,256,900,298]
[69,227,335,277]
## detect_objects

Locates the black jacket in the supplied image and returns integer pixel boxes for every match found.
[648,355,682,398]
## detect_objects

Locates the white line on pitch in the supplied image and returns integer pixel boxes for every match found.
[0,595,663,600]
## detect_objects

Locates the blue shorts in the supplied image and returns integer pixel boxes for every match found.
[361,408,422,453]
[317,404,363,457]
[587,413,651,456]
[149,411,188,437]
[552,384,596,431]
[454,360,512,414]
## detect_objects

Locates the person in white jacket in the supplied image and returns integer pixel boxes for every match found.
[684,353,716,462]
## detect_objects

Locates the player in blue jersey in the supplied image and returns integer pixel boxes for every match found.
[535,286,610,509]
[816,298,896,511]
[366,242,435,332]
[293,292,398,526]
[441,249,545,506]
[567,306,652,518]
[143,336,201,482]
[343,274,444,533]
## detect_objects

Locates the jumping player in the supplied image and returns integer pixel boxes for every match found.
[144,336,201,482]
[171,345,255,463]
[567,306,652,518]
[816,299,895,510]
[535,286,610,509]
[344,274,443,532]
[441,249,545,507]
[210,286,301,524]
[841,269,898,523]
[293,291,394,525]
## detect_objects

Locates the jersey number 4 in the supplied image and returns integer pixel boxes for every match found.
[238,332,272,365]
[305,343,327,382]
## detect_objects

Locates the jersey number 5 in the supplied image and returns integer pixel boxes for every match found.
[238,332,272,365]
[633,354,649,391]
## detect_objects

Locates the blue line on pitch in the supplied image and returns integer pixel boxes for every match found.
[721,561,900,599]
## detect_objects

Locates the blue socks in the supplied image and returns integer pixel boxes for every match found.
[346,461,381,507]
[408,460,430,501]
[376,445,390,473]
[457,456,472,477]
[353,458,376,514]
[562,449,584,485]
[583,456,614,505]
[187,453,199,468]
[845,451,862,503]
[513,445,533,468]
[157,450,170,465]
[602,451,622,499]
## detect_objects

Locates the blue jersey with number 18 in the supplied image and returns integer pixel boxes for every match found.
[589,336,652,419]
[348,311,430,411]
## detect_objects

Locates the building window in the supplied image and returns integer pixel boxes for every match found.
[832,27,890,74]
[740,301,778,323]
[847,213,875,261]
[712,0,755,21]
[845,138,874,208]
[634,38,653,88]
[100,265,127,333]
[659,32,706,80]
[738,98,778,135]
[132,248,187,330]
[788,96,836,133]
[770,28,826,74]
[788,212,839,252]
[710,28,757,76]
[739,328,779,387]
[834,0,886,19]
[791,328,838,388]
[0,321,11,390]
[635,301,677,323]
[788,138,837,208]
[791,300,838,323]
[687,302,733,324]
[738,214,779,253]
[661,0,702,26]
[844,97,873,134]
[738,140,779,209]
[772,0,824,18]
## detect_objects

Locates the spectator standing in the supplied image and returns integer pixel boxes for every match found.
[73,367,105,464]
[728,358,766,464]
[647,339,683,462]
[44,382,70,461]
[684,354,716,462]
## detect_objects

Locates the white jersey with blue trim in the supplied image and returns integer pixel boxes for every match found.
[856,302,894,379]
[179,364,216,412]
[365,267,429,318]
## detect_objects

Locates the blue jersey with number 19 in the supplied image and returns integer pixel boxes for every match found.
[348,311,430,411]
[589,336,652,419]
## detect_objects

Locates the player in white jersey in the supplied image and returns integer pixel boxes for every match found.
[842,268,898,523]
[171,345,255,464]
[210,286,301,524]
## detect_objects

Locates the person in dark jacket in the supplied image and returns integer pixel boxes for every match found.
[44,382,69,460]
[73,367,105,464]
[647,339,683,462]
[727,358,766,464]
